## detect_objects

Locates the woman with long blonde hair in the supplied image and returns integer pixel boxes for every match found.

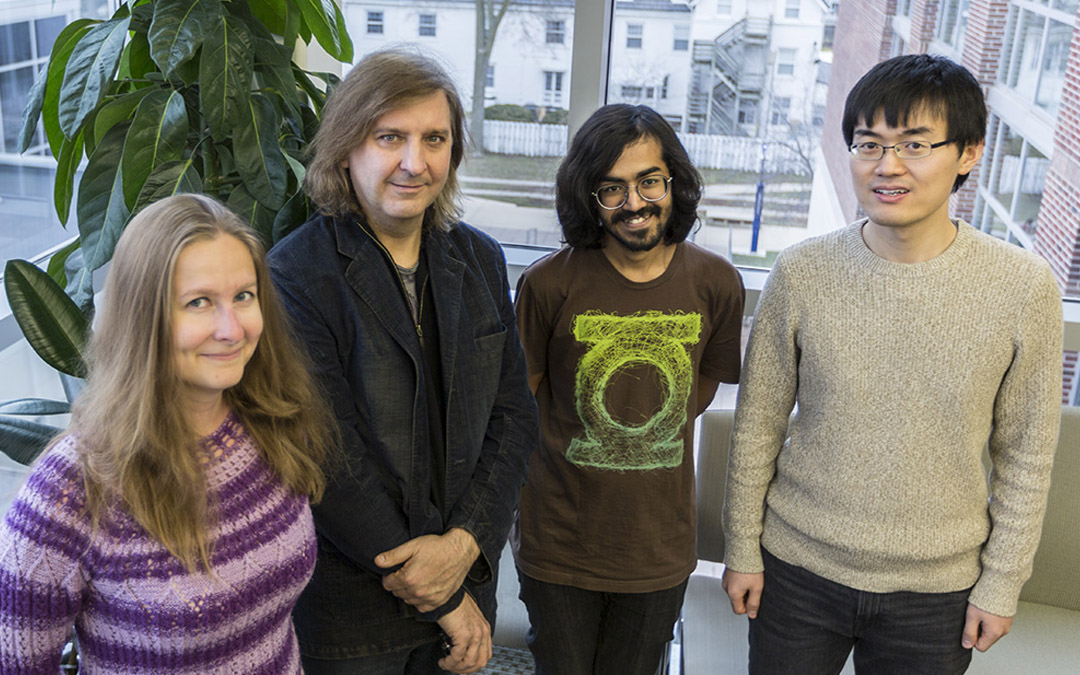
[0,194,334,673]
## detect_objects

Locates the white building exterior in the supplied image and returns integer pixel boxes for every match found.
[344,0,830,134]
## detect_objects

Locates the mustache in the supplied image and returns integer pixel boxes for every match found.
[611,205,661,225]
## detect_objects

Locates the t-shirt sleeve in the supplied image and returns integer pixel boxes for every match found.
[698,259,745,384]
[514,267,553,378]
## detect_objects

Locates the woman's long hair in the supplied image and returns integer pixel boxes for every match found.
[67,194,335,573]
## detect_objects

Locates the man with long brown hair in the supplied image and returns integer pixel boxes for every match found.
[268,48,537,674]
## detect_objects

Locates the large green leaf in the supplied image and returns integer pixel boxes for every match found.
[200,13,253,142]
[119,30,156,80]
[46,237,81,288]
[227,183,275,246]
[59,16,131,137]
[121,90,188,208]
[0,417,61,466]
[272,186,309,243]
[54,130,84,226]
[16,65,48,154]
[234,93,286,209]
[247,0,288,35]
[134,158,204,214]
[149,0,221,76]
[253,36,301,129]
[42,19,96,156]
[77,123,131,270]
[89,87,156,153]
[294,0,352,62]
[63,247,96,319]
[129,1,155,34]
[3,260,89,378]
[0,399,71,416]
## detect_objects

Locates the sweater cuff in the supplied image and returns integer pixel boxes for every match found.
[723,539,765,574]
[968,571,1022,618]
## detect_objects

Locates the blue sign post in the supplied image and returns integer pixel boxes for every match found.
[750,142,767,253]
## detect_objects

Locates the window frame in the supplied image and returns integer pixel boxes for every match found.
[626,23,643,49]
[418,13,436,38]
[366,10,384,35]
[546,19,565,44]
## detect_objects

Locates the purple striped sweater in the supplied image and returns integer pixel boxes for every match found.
[0,414,316,674]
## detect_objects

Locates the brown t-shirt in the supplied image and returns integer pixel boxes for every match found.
[514,243,744,592]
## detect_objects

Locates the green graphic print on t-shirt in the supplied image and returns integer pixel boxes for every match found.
[566,310,703,471]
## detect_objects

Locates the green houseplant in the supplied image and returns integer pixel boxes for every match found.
[0,0,353,463]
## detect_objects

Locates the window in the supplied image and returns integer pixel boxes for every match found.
[738,99,758,125]
[546,20,565,44]
[1,4,114,295]
[544,71,564,105]
[627,24,643,49]
[620,84,643,98]
[485,64,494,88]
[770,97,791,125]
[716,0,733,14]
[674,25,689,52]
[976,115,1049,244]
[661,75,670,99]
[418,14,436,37]
[785,0,800,19]
[897,0,912,16]
[934,0,969,49]
[822,24,836,51]
[367,11,384,34]
[1000,6,1072,116]
[0,15,68,156]
[777,48,796,76]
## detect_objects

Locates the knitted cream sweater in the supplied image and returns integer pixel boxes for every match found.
[723,220,1063,617]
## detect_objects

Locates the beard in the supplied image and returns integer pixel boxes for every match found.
[602,205,667,252]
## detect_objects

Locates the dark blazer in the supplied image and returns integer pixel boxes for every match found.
[268,213,538,658]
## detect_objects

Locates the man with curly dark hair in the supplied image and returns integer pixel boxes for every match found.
[513,104,745,675]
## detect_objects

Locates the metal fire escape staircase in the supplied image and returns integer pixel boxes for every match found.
[688,16,770,135]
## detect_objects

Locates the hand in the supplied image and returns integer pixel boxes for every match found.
[722,569,764,619]
[376,528,480,612]
[436,591,492,673]
[962,603,1012,652]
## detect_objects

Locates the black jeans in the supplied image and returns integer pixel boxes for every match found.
[517,568,687,675]
[749,548,974,675]
[300,639,446,675]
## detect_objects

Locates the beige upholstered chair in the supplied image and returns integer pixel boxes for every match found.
[682,407,1080,674]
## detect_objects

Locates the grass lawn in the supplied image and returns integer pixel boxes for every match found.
[731,250,780,268]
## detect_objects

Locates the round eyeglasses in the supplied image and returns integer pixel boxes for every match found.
[848,139,955,161]
[591,174,673,210]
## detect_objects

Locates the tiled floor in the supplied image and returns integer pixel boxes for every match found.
[482,646,534,674]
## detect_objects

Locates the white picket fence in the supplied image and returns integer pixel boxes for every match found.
[481,120,812,175]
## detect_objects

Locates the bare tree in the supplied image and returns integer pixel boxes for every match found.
[770,119,819,176]
[472,0,512,155]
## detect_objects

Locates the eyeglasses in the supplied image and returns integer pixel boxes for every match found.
[848,139,955,161]
[591,174,673,210]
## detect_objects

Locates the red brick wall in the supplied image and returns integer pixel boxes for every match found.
[953,1,1012,222]
[1033,11,1080,296]
[822,0,896,222]
[1064,351,1079,406]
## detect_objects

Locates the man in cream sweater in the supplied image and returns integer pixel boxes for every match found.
[722,54,1063,674]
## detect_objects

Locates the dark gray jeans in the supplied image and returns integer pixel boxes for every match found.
[517,567,687,675]
[749,548,974,675]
